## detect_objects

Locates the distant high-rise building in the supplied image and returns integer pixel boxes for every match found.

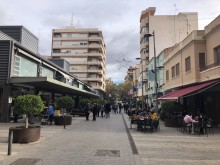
[106,78,113,85]
[51,27,106,95]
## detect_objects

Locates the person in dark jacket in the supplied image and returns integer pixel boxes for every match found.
[84,104,90,121]
[105,102,111,118]
[92,104,97,121]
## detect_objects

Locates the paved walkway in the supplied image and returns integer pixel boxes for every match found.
[0,114,143,165]
[124,114,220,165]
[0,113,220,165]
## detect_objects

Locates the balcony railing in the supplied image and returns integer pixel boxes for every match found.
[200,61,220,72]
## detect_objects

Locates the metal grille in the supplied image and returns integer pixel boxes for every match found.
[9,158,41,165]
[95,150,120,157]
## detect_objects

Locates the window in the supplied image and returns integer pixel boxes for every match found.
[199,53,205,70]
[14,55,37,77]
[176,63,180,76]
[166,70,169,81]
[67,33,72,38]
[53,49,60,53]
[41,66,53,78]
[14,55,21,76]
[214,46,220,64]
[171,66,175,78]
[185,56,191,72]
[54,33,61,38]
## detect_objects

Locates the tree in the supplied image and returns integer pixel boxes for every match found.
[13,94,44,128]
[105,83,118,101]
[117,82,132,101]
[55,96,75,113]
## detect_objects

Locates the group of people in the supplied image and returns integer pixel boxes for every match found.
[129,107,160,130]
[84,102,111,121]
[183,112,210,134]
[112,102,130,114]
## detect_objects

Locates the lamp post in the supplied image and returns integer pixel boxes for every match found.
[144,31,158,111]
[136,57,144,110]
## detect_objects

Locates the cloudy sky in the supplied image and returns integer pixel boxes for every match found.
[1,0,220,84]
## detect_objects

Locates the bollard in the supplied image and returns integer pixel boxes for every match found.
[63,112,66,129]
[8,130,13,156]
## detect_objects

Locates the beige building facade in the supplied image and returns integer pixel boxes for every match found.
[51,27,106,95]
[139,7,198,102]
[163,15,220,124]
[125,65,140,97]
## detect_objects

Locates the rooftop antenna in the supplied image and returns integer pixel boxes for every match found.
[71,12,74,26]
[173,4,179,44]
[78,20,80,28]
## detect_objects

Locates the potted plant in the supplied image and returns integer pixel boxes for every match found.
[161,101,183,127]
[10,94,44,143]
[54,96,74,125]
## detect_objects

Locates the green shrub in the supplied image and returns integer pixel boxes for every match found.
[55,96,75,112]
[79,99,92,107]
[161,101,183,114]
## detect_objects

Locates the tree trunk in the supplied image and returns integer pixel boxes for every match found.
[25,115,29,128]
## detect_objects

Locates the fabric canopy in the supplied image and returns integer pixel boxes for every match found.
[159,80,219,100]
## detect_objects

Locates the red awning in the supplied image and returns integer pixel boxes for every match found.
[159,80,220,100]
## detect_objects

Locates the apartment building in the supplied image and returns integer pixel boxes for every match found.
[106,78,113,85]
[162,15,220,124]
[139,7,198,103]
[124,65,140,97]
[51,27,106,95]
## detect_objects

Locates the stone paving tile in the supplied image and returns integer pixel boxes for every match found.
[123,114,220,165]
[0,114,143,165]
[1,113,220,165]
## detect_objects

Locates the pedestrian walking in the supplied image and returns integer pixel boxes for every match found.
[100,104,104,117]
[112,103,118,114]
[124,103,129,114]
[92,103,97,121]
[48,103,54,125]
[118,102,122,114]
[105,102,111,118]
[84,104,90,121]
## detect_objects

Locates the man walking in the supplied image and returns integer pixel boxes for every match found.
[105,102,111,118]
[48,103,54,125]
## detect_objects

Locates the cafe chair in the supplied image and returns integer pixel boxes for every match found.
[143,118,153,133]
[194,121,205,136]
[183,121,191,134]
[206,119,214,137]
[177,116,184,132]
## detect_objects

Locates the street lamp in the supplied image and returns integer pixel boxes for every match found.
[136,57,144,110]
[144,31,158,111]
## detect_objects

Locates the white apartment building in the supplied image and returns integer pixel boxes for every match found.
[139,7,198,103]
[51,27,106,95]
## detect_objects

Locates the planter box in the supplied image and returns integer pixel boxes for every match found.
[164,119,179,127]
[9,126,41,143]
[54,115,72,125]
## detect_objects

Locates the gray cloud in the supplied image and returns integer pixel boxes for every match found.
[0,0,220,83]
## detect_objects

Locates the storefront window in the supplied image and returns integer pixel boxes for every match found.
[14,54,38,77]
[41,66,54,78]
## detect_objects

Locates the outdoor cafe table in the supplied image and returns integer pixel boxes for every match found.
[191,120,198,134]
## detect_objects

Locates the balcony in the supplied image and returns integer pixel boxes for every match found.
[51,52,88,57]
[86,77,102,82]
[53,36,88,41]
[200,61,220,81]
[87,61,104,67]
[93,86,104,91]
[53,44,88,49]
[88,36,104,43]
[87,69,103,74]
